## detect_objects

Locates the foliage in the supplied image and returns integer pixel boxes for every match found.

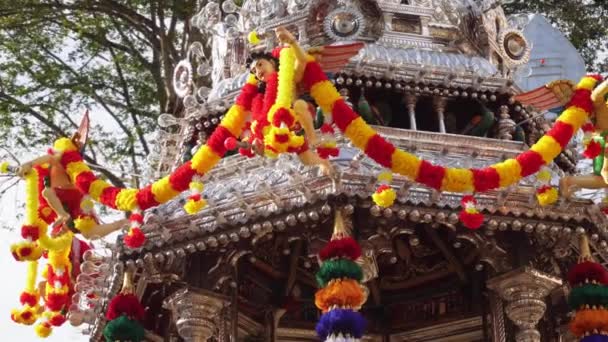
[503,0,608,72]
[0,0,203,189]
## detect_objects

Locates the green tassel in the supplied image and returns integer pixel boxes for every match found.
[316,258,363,288]
[103,315,145,342]
[569,284,608,310]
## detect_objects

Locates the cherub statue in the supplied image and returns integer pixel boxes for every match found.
[514,77,608,199]
[238,26,363,175]
[17,112,128,239]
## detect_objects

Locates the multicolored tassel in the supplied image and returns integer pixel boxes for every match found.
[568,235,608,340]
[372,171,396,208]
[315,210,367,341]
[103,271,145,342]
[459,195,484,229]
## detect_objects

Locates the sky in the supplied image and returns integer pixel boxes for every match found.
[0,185,89,341]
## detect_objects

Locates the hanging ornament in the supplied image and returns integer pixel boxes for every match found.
[372,172,396,208]
[247,31,261,45]
[568,235,608,340]
[184,178,207,215]
[124,210,145,249]
[459,195,484,229]
[103,271,145,342]
[0,161,9,173]
[315,210,367,341]
[317,123,339,159]
[535,167,558,206]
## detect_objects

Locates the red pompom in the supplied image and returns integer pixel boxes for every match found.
[239,147,255,158]
[567,261,608,286]
[49,314,66,327]
[224,137,238,151]
[319,237,362,261]
[124,228,145,249]
[129,213,144,224]
[106,293,145,321]
[320,123,335,134]
[317,147,339,159]
[582,122,596,133]
[583,140,602,159]
[275,133,290,144]
[272,108,295,127]
[459,211,484,229]
[20,292,38,307]
[21,225,40,241]
[45,293,68,312]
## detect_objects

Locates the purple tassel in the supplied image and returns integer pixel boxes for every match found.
[582,335,608,342]
[315,309,366,340]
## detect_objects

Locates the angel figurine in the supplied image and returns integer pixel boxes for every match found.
[17,112,128,239]
[514,77,608,199]
[237,26,363,175]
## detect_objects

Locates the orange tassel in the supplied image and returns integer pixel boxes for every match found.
[570,308,608,337]
[314,279,365,313]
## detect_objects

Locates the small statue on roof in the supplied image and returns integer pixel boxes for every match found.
[230,26,364,175]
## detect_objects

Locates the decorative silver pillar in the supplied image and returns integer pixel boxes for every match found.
[164,288,229,342]
[487,267,562,342]
[497,105,516,140]
[405,93,417,130]
[489,293,507,342]
[433,96,447,133]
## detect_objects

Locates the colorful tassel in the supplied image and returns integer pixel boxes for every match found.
[568,235,608,338]
[319,237,362,261]
[104,271,145,342]
[459,195,484,229]
[316,309,366,341]
[581,334,608,342]
[315,210,367,341]
[103,315,145,342]
[316,259,363,288]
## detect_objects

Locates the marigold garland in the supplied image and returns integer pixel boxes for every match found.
[10,167,73,337]
[302,64,599,193]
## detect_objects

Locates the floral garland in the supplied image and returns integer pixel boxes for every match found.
[302,63,598,195]
[53,75,256,248]
[10,167,74,338]
[263,47,305,158]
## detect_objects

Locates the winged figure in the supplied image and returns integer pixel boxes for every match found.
[515,78,608,198]
[238,26,363,175]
